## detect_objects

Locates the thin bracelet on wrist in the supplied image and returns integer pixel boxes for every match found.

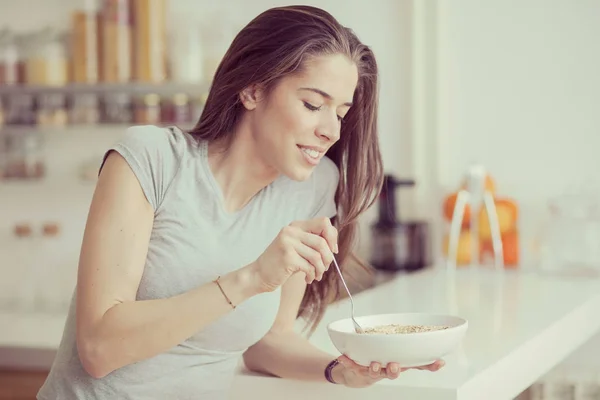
[324,359,339,384]
[214,276,236,309]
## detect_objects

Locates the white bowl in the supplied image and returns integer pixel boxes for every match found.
[327,313,468,368]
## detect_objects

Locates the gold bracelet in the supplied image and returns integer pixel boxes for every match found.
[214,276,236,309]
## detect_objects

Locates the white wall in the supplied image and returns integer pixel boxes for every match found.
[427,0,600,266]
[420,0,600,376]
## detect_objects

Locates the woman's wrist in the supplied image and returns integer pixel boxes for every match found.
[217,264,264,306]
[325,359,344,384]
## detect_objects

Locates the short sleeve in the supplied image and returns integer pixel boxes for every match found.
[99,125,183,212]
[309,156,340,219]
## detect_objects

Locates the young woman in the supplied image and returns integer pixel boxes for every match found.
[37,5,443,400]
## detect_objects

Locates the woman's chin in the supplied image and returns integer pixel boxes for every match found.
[284,164,315,182]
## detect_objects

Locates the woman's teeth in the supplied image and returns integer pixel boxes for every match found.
[301,148,320,158]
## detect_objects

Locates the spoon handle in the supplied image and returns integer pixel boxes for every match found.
[331,256,364,334]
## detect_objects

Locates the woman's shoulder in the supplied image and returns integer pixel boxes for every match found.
[119,124,197,156]
[102,125,199,211]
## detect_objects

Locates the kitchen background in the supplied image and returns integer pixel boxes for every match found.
[0,0,599,399]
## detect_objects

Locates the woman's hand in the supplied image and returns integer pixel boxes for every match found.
[331,355,445,388]
[251,217,338,292]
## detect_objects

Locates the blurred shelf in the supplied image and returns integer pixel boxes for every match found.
[0,123,195,136]
[0,82,210,96]
[0,124,130,134]
[0,123,132,136]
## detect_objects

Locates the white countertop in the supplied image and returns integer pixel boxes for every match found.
[2,267,600,400]
[230,267,600,400]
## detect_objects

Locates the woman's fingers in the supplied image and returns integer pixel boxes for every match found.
[297,232,334,280]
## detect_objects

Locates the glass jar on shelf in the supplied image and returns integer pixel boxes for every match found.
[69,93,100,125]
[101,92,133,124]
[169,25,203,84]
[101,0,132,83]
[161,93,193,126]
[4,94,36,126]
[134,93,161,125]
[36,93,68,127]
[71,4,99,84]
[0,28,23,86]
[171,93,192,125]
[4,130,45,180]
[25,28,68,86]
[6,94,35,125]
[132,0,167,83]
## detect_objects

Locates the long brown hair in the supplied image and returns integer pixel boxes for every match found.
[189,5,384,334]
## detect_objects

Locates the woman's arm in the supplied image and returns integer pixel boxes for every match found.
[76,151,262,379]
[243,272,342,383]
[243,273,442,386]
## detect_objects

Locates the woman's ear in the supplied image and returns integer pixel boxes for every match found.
[239,85,264,110]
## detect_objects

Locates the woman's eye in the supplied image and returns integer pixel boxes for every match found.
[303,102,321,111]
[304,101,344,123]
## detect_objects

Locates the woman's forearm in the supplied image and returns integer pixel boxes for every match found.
[243,330,338,383]
[79,265,261,378]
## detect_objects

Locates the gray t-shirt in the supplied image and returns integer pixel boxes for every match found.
[37,125,339,400]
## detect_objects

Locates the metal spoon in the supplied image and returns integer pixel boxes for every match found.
[331,256,365,334]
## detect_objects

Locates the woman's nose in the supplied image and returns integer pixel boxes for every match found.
[316,115,340,142]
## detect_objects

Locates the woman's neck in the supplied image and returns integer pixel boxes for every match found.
[207,127,279,213]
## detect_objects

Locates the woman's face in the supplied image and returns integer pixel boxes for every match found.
[242,53,358,181]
